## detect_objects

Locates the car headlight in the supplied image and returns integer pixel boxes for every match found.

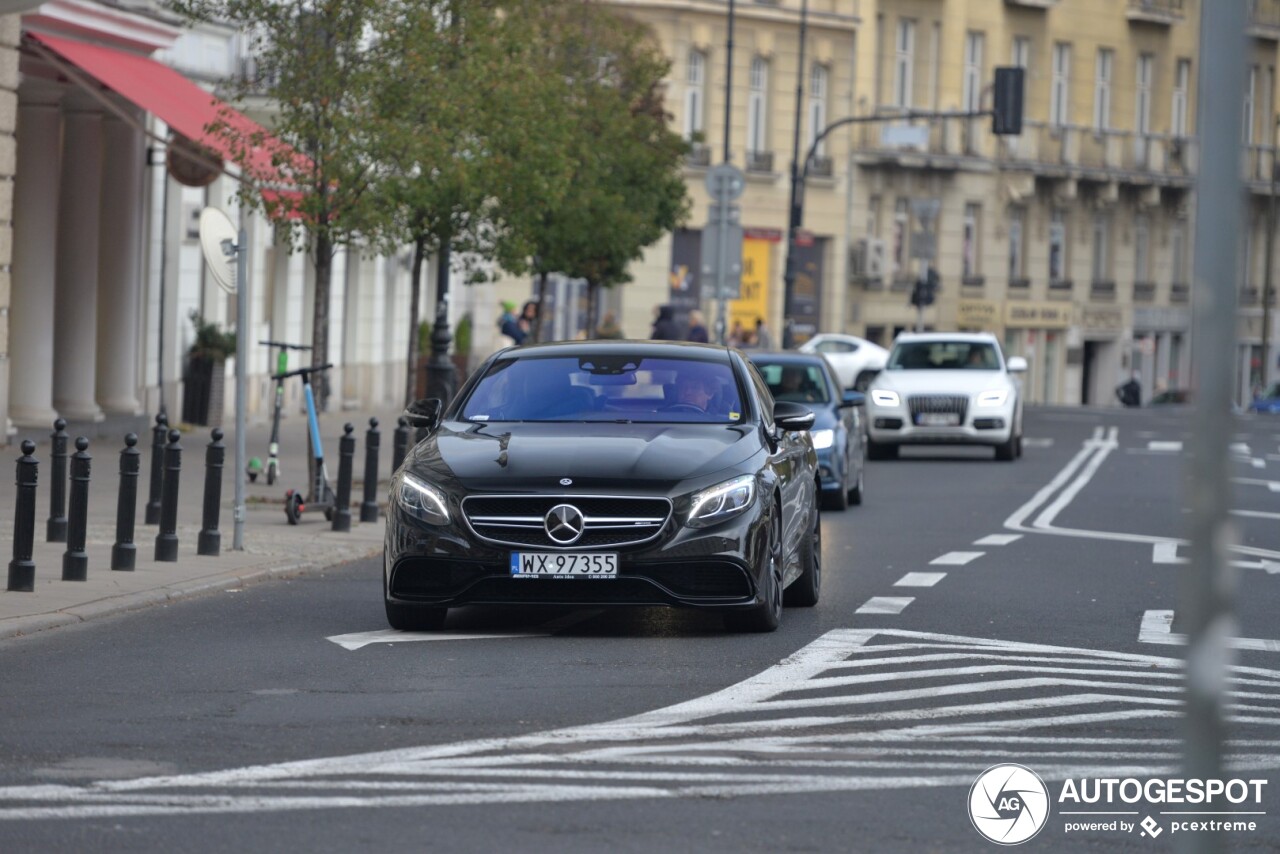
[871,389,900,407]
[395,472,450,525]
[976,389,1009,407]
[687,474,756,528]
[811,428,835,450]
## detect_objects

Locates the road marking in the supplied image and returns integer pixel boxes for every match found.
[974,534,1021,546]
[894,573,945,588]
[326,629,547,650]
[1022,438,1054,449]
[929,551,983,566]
[1233,509,1280,521]
[1139,610,1280,652]
[1148,441,1183,452]
[1152,542,1280,573]
[5,628,1280,818]
[856,597,914,614]
[1232,477,1280,492]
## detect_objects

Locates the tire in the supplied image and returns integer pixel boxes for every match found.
[284,491,304,525]
[248,471,258,484]
[847,465,864,506]
[1015,433,1023,458]
[853,371,875,392]
[266,464,276,487]
[867,438,898,460]
[385,599,448,631]
[821,476,849,512]
[784,504,821,607]
[995,433,1017,461]
[724,509,783,633]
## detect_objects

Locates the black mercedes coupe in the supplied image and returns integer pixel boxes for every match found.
[385,340,821,633]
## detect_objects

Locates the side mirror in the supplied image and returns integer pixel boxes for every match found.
[404,397,443,431]
[773,401,816,432]
[840,391,866,408]
[1006,356,1028,373]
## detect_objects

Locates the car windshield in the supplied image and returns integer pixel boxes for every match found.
[458,355,744,423]
[752,361,831,404]
[887,341,1000,370]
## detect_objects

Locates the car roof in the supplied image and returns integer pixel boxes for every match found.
[497,339,734,362]
[893,332,1000,344]
[747,351,830,364]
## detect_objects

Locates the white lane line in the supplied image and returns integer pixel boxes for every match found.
[929,551,984,566]
[1148,441,1183,452]
[856,597,914,614]
[1139,610,1280,653]
[894,572,946,588]
[1152,542,1182,564]
[326,629,547,650]
[1231,442,1253,456]
[1032,427,1120,529]
[1023,438,1054,449]
[1232,477,1280,492]
[974,534,1022,546]
[1233,509,1280,521]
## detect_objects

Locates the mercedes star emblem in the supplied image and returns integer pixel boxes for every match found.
[560,478,573,486]
[545,504,585,545]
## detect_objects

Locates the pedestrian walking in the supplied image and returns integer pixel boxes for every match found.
[754,318,774,350]
[686,310,709,343]
[498,301,526,344]
[650,305,681,340]
[595,311,624,339]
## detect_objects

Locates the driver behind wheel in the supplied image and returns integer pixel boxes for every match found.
[672,367,718,412]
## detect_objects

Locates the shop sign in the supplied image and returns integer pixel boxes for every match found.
[957,299,1000,329]
[1081,306,1125,332]
[1005,302,1072,329]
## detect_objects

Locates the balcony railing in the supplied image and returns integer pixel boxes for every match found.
[746,150,774,173]
[1250,0,1280,38]
[1170,283,1190,303]
[1091,280,1117,301]
[1005,0,1059,7]
[1134,281,1156,302]
[996,122,1194,180]
[685,143,711,168]
[808,154,834,178]
[1126,0,1185,24]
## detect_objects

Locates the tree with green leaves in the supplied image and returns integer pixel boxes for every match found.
[522,2,691,338]
[363,0,576,405]
[165,0,384,409]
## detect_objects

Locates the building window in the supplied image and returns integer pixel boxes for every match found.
[1171,59,1190,137]
[894,19,915,109]
[893,198,909,274]
[1011,36,1031,70]
[1245,65,1257,144]
[1091,213,1111,282]
[1049,209,1067,282]
[684,49,706,140]
[962,31,985,113]
[1008,207,1026,280]
[1171,221,1187,283]
[1134,214,1150,282]
[867,195,882,238]
[1135,53,1153,137]
[1094,48,1113,132]
[808,63,828,155]
[1050,43,1071,128]
[747,57,768,155]
[963,203,981,278]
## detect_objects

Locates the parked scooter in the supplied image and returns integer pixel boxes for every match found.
[278,363,336,524]
[251,340,312,486]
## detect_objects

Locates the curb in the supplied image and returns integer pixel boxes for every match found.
[0,543,383,643]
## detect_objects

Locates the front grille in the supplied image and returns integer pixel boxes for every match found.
[462,494,671,550]
[908,394,968,423]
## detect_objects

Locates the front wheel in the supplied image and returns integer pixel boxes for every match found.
[784,504,821,607]
[995,433,1018,462]
[284,491,304,525]
[847,466,864,506]
[724,510,783,633]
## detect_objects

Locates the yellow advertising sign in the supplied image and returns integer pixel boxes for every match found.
[1004,301,1072,329]
[956,299,1000,330]
[730,238,770,336]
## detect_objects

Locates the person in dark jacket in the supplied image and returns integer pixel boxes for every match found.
[1115,374,1142,408]
[650,304,682,340]
[686,310,709,343]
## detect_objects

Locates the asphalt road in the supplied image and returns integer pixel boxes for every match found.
[2,407,1280,853]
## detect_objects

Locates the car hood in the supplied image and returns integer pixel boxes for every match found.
[407,421,761,491]
[871,370,1012,395]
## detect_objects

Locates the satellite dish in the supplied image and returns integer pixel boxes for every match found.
[198,207,239,295]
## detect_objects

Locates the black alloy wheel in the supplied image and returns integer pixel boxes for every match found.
[725,507,784,633]
[784,496,821,607]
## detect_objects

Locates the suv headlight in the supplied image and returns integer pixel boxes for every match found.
[976,389,1009,407]
[870,390,900,407]
[395,473,450,525]
[811,428,835,450]
[687,475,756,528]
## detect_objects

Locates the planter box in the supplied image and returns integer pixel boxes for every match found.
[183,356,226,426]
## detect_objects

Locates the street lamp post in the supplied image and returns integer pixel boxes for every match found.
[1265,114,1278,394]
[781,0,809,350]
[424,244,456,405]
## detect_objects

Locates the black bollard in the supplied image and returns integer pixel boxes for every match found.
[332,423,354,532]
[198,428,225,557]
[145,413,167,525]
[391,417,409,476]
[360,418,380,523]
[155,429,182,562]
[111,433,140,571]
[8,440,39,592]
[62,437,91,582]
[46,418,68,542]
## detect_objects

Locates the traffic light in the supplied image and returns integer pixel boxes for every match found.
[910,268,940,308]
[992,67,1025,136]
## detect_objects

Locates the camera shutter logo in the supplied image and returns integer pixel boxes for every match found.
[968,764,1050,845]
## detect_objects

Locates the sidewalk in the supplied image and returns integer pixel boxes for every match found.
[0,405,407,641]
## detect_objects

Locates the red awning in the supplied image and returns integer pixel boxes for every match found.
[27,32,301,187]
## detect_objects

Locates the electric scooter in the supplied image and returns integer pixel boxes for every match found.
[278,363,336,525]
[251,340,312,486]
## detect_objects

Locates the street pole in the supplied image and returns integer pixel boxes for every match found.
[1265,115,1277,394]
[232,222,247,551]
[1182,6,1245,853]
[713,0,736,346]
[424,243,456,405]
[723,0,735,165]
[781,0,809,350]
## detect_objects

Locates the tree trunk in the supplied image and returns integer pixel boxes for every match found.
[404,236,427,407]
[586,280,600,338]
[532,271,548,343]
[312,231,333,411]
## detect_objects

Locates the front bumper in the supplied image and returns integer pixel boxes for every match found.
[866,399,1014,446]
[384,501,771,611]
